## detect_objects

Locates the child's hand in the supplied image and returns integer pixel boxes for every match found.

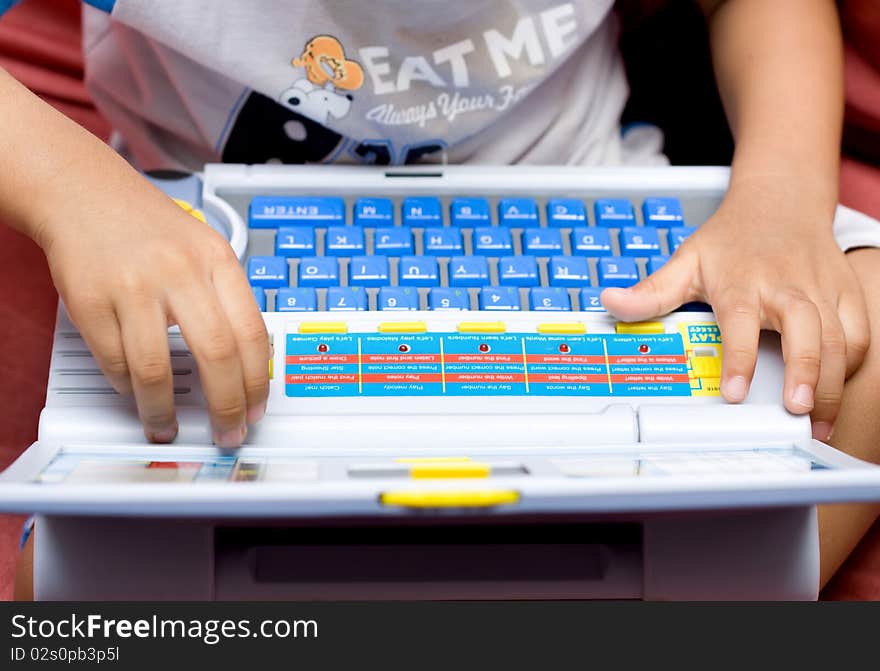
[601,179,870,441]
[35,174,270,448]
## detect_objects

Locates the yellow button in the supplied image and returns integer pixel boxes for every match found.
[410,463,491,479]
[457,321,506,333]
[173,198,193,213]
[380,490,519,509]
[616,321,664,335]
[378,321,428,333]
[691,355,722,379]
[537,322,586,335]
[396,457,471,463]
[298,322,348,334]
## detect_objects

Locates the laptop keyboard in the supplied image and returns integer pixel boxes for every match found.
[244,195,697,312]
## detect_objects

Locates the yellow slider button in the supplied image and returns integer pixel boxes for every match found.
[380,490,520,509]
[378,321,427,333]
[410,462,491,479]
[616,321,664,335]
[298,321,348,334]
[457,321,506,333]
[537,322,586,335]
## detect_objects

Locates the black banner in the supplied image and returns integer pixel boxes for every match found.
[1,602,874,669]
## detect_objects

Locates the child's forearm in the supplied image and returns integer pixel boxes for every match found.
[703,0,843,210]
[0,67,137,247]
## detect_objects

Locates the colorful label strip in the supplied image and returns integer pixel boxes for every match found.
[285,332,697,397]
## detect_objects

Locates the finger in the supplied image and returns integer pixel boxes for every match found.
[837,289,870,377]
[71,299,132,395]
[774,293,822,415]
[170,286,247,448]
[810,308,848,442]
[116,296,178,443]
[600,247,699,321]
[712,287,761,403]
[213,259,270,425]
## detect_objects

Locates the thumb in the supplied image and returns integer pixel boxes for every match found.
[601,250,700,321]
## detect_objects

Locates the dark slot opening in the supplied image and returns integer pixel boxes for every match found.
[216,523,641,584]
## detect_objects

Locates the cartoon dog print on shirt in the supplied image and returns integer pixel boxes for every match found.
[292,35,364,91]
[279,35,364,125]
[278,78,353,126]
[224,34,366,164]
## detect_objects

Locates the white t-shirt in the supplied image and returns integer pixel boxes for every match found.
[80,0,652,170]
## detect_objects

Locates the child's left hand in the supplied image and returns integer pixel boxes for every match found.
[601,177,871,441]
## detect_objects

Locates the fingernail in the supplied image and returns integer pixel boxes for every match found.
[246,401,266,425]
[215,426,245,449]
[149,426,178,443]
[812,421,834,442]
[724,375,748,402]
[792,384,814,410]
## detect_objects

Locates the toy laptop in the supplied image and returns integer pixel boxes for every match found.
[2,164,880,601]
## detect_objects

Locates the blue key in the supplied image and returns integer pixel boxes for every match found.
[249,196,344,228]
[473,227,513,256]
[546,199,587,227]
[499,255,539,287]
[523,228,563,255]
[275,226,316,257]
[423,227,463,255]
[349,255,390,287]
[402,197,442,227]
[325,226,365,256]
[571,227,612,256]
[251,287,266,312]
[643,197,684,226]
[579,287,606,312]
[248,256,289,288]
[378,286,419,311]
[597,256,639,287]
[327,287,367,311]
[298,256,339,287]
[648,255,670,274]
[373,227,413,256]
[398,256,439,286]
[669,225,697,251]
[621,226,661,257]
[549,256,591,287]
[449,256,489,288]
[429,287,470,310]
[498,198,539,227]
[450,198,491,227]
[479,286,521,311]
[594,199,635,227]
[530,287,571,311]
[354,198,394,227]
[276,287,317,312]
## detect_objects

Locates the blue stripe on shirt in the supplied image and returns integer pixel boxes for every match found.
[83,0,116,11]
[0,0,21,17]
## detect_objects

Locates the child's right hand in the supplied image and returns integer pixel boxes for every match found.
[0,68,267,448]
[34,169,270,449]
